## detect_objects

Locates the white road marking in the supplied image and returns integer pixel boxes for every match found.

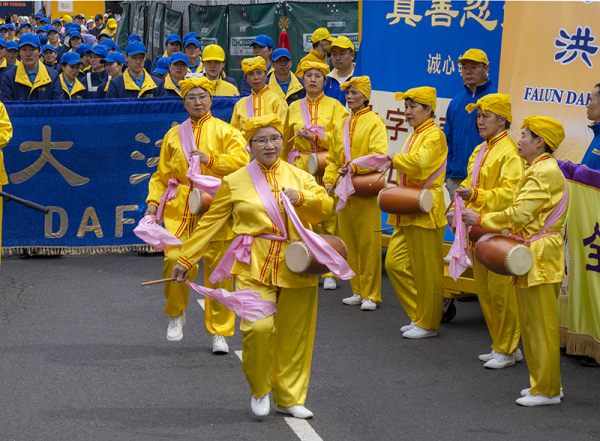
[284,418,323,441]
[200,298,322,441]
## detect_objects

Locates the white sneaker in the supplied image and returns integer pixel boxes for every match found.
[167,312,186,342]
[514,348,523,362]
[361,299,376,311]
[323,277,337,290]
[342,294,362,305]
[516,392,561,407]
[212,335,229,354]
[402,325,438,339]
[251,394,270,416]
[400,321,416,333]
[276,405,313,419]
[479,350,497,362]
[521,388,564,399]
[484,351,516,369]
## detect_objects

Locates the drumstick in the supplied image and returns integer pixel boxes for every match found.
[444,202,454,215]
[375,163,392,184]
[375,227,395,232]
[327,162,350,196]
[141,277,178,286]
[287,133,299,144]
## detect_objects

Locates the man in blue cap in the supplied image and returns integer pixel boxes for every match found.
[1,33,62,100]
[0,25,8,41]
[6,24,16,42]
[58,52,87,99]
[90,14,105,38]
[100,38,120,54]
[67,30,83,52]
[19,22,33,35]
[41,44,59,71]
[162,52,188,97]
[127,34,152,72]
[46,25,64,62]
[151,34,181,73]
[97,52,126,98]
[75,43,92,79]
[34,13,44,28]
[269,48,305,105]
[152,56,170,80]
[0,39,16,86]
[51,18,62,33]
[240,35,274,95]
[106,41,164,98]
[183,35,202,73]
[80,45,108,98]
[5,41,18,65]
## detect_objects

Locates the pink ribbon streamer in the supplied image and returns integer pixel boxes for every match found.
[352,154,391,171]
[186,282,277,322]
[288,98,327,164]
[178,118,221,198]
[472,142,487,189]
[133,215,183,251]
[448,193,469,281]
[156,177,180,224]
[394,134,446,189]
[335,118,354,212]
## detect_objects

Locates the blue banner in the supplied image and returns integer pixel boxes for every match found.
[356,0,505,98]
[2,97,238,253]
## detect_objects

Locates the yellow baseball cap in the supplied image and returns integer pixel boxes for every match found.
[62,15,72,23]
[107,18,117,29]
[202,44,225,62]
[311,28,334,44]
[327,35,354,51]
[458,48,489,65]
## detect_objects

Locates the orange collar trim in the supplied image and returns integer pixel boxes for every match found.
[352,107,371,119]
[307,92,325,104]
[487,130,508,148]
[253,86,270,97]
[415,118,435,135]
[257,158,281,172]
[528,153,552,168]
[191,112,212,128]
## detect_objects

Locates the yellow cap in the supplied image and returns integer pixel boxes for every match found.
[340,76,372,100]
[327,35,355,51]
[296,60,330,78]
[311,27,334,44]
[395,87,437,112]
[242,114,284,143]
[466,93,512,123]
[202,44,225,62]
[107,18,117,29]
[242,56,267,74]
[458,48,489,65]
[62,15,72,23]
[521,116,565,152]
[180,77,214,98]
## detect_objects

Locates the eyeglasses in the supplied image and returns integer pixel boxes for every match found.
[251,135,283,146]
[185,94,210,102]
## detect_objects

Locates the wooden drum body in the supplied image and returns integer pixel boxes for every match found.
[351,172,386,197]
[468,226,505,243]
[188,188,213,216]
[377,187,433,215]
[308,151,328,176]
[475,234,533,277]
[285,235,348,275]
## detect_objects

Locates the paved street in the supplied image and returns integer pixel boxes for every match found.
[0,252,598,441]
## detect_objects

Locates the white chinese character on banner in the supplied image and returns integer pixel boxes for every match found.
[554,26,599,68]
[425,1,459,27]
[386,0,423,27]
[459,1,497,31]
[443,55,455,75]
[428,53,441,74]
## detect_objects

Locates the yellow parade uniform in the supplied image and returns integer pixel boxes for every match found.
[385,118,448,330]
[324,107,388,302]
[295,50,327,76]
[0,103,13,270]
[146,112,249,338]
[479,153,566,397]
[59,73,86,100]
[457,130,524,354]
[230,86,288,132]
[178,159,333,407]
[285,92,348,238]
[210,75,239,97]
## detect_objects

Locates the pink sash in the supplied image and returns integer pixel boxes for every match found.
[397,134,447,188]
[178,118,221,198]
[352,154,391,171]
[243,96,255,153]
[288,98,327,165]
[334,118,354,211]
[133,215,183,251]
[448,193,469,281]
[210,160,354,283]
[471,142,487,188]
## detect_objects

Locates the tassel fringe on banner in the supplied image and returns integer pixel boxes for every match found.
[1,244,161,257]
[560,326,600,363]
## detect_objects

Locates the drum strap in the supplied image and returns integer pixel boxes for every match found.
[396,133,447,189]
[210,160,355,283]
[471,142,487,189]
[288,98,327,164]
[155,178,189,224]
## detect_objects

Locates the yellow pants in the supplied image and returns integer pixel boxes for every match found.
[0,190,3,270]
[516,283,562,397]
[473,260,520,354]
[202,239,235,337]
[385,225,445,331]
[237,275,318,408]
[314,195,338,279]
[337,195,382,302]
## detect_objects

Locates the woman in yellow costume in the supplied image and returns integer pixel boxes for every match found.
[463,116,567,406]
[448,94,524,367]
[144,77,248,352]
[385,87,447,338]
[230,56,288,132]
[0,103,13,270]
[285,60,349,290]
[171,114,334,419]
[324,76,388,311]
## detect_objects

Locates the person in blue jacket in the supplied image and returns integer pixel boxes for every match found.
[106,41,164,98]
[75,43,92,79]
[240,35,273,95]
[97,52,126,99]
[80,45,108,99]
[127,34,153,73]
[443,48,497,199]
[42,44,59,71]
[150,34,182,73]
[152,56,170,80]
[1,33,62,101]
[183,35,202,73]
[58,52,87,100]
[162,52,189,97]
[46,26,65,63]
[0,39,15,87]
[100,39,120,54]
[323,36,355,105]
[5,41,18,65]
[580,83,600,170]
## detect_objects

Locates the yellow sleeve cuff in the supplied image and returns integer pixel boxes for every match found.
[206,154,215,169]
[177,256,195,271]
[293,190,305,207]
[351,164,358,174]
[468,188,479,203]
[147,201,159,208]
